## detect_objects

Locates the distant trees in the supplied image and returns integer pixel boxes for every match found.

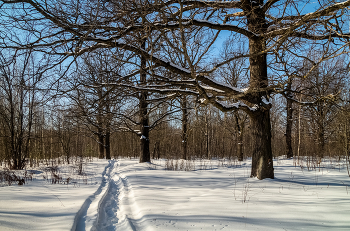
[55,111,74,164]
[0,50,44,169]
[70,51,127,160]
[294,57,349,157]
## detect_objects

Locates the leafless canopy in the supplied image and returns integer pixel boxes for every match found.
[1,0,349,112]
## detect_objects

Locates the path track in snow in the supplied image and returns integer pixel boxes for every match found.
[112,161,152,231]
[71,159,115,231]
[72,160,151,231]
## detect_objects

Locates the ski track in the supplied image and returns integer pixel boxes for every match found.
[71,159,115,231]
[113,161,152,231]
[72,159,151,231]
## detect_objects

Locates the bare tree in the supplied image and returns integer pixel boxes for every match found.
[69,51,127,159]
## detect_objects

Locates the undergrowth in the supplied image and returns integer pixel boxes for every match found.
[0,156,96,187]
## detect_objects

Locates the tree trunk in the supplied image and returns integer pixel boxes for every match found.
[181,96,188,160]
[317,123,325,158]
[205,115,209,159]
[250,110,274,179]
[105,127,111,159]
[297,102,302,158]
[105,101,111,159]
[246,1,274,179]
[98,132,105,159]
[286,81,294,159]
[139,39,150,163]
[235,113,244,161]
[139,110,150,162]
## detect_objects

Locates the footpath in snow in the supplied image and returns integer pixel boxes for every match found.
[1,157,350,231]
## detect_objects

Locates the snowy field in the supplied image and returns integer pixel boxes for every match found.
[1,157,350,231]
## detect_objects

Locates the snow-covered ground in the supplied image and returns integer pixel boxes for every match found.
[0,158,111,231]
[1,157,349,231]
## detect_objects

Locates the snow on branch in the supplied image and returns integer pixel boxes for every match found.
[212,100,257,114]
[283,92,341,106]
[196,75,243,96]
[201,86,225,93]
[116,83,200,96]
[119,126,142,136]
[145,93,180,103]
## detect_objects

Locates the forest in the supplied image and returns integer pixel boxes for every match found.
[0,0,350,180]
[1,1,350,230]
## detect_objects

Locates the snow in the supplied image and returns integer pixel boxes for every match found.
[199,98,206,103]
[0,158,110,231]
[251,104,259,110]
[97,43,109,46]
[241,87,249,92]
[167,63,191,74]
[261,96,271,105]
[217,101,257,112]
[198,76,243,94]
[140,135,147,140]
[166,93,176,97]
[201,85,225,93]
[1,157,350,231]
[147,53,191,74]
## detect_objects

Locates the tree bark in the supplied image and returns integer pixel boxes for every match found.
[246,1,274,179]
[139,39,150,163]
[97,87,105,159]
[139,102,150,162]
[98,131,105,159]
[286,81,294,159]
[105,127,111,159]
[181,96,188,160]
[205,111,210,159]
[317,120,325,158]
[105,100,111,160]
[250,110,274,179]
[235,113,244,161]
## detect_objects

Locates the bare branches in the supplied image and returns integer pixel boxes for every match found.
[263,0,281,12]
[1,0,350,112]
[196,75,243,96]
[265,0,350,38]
